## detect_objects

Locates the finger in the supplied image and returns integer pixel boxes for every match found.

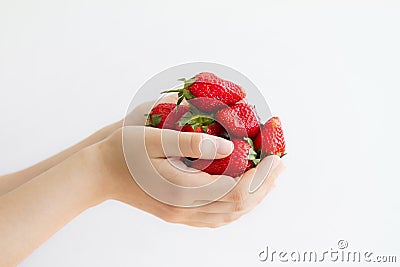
[249,155,282,193]
[161,92,192,105]
[180,221,225,228]
[170,219,228,228]
[192,200,251,214]
[158,93,178,103]
[228,159,284,212]
[145,127,234,159]
[197,158,284,216]
[122,126,234,206]
[250,159,285,204]
[149,158,236,206]
[218,156,282,203]
[124,101,155,126]
[188,212,242,226]
[152,158,235,187]
[166,207,241,227]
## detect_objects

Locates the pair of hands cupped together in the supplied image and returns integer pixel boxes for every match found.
[95,99,285,228]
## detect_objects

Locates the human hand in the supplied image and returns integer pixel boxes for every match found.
[94,126,285,228]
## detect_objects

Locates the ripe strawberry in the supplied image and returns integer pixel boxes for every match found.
[162,72,246,112]
[254,117,286,157]
[181,122,224,136]
[147,103,189,129]
[215,103,260,138]
[177,108,224,136]
[186,138,259,177]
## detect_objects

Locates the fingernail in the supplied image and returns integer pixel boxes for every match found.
[199,138,217,159]
[216,139,234,155]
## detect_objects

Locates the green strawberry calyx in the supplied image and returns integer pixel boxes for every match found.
[145,113,162,127]
[244,137,261,166]
[178,109,215,132]
[161,77,197,106]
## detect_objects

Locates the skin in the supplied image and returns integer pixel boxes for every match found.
[0,98,285,266]
[0,97,171,196]
[0,120,123,196]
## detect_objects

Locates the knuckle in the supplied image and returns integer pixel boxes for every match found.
[189,133,202,157]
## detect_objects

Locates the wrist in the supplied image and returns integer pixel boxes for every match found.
[71,145,114,207]
[88,129,135,203]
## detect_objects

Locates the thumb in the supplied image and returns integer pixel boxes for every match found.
[143,127,233,159]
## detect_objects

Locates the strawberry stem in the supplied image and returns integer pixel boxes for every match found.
[161,77,197,107]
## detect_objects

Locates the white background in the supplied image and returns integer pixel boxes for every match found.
[1,1,399,266]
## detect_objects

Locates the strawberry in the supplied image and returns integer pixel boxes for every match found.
[186,138,259,177]
[215,103,260,138]
[162,72,246,112]
[254,117,286,157]
[146,103,189,129]
[181,122,224,136]
[177,108,224,136]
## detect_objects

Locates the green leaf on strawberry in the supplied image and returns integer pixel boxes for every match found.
[148,114,162,127]
[244,137,261,166]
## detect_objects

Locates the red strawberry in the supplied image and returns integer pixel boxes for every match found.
[181,122,224,136]
[177,108,225,136]
[186,138,258,177]
[254,117,286,157]
[162,72,246,112]
[215,103,260,138]
[147,103,189,129]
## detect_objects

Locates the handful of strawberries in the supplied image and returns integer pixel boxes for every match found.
[146,72,286,178]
